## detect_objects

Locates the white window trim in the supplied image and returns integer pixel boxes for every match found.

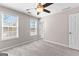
[1,14,19,40]
[30,18,38,36]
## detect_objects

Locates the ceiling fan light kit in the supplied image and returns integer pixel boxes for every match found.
[36,3,44,12]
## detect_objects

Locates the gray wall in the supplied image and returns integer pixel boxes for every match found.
[41,6,79,46]
[0,6,39,50]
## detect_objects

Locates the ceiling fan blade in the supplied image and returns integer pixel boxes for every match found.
[43,3,53,8]
[43,9,50,13]
[37,12,40,15]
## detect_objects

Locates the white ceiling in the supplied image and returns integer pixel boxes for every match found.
[0,3,79,18]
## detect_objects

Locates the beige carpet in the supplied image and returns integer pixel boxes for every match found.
[1,40,79,56]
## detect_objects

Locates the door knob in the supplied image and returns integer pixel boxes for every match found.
[69,32,72,34]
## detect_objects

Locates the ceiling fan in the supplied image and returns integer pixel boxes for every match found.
[26,3,53,15]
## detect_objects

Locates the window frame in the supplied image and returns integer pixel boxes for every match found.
[30,18,38,36]
[1,13,19,40]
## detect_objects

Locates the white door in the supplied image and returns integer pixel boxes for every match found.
[69,13,79,49]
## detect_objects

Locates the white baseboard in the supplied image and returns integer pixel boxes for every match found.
[44,40,69,48]
[44,40,79,51]
[0,39,38,52]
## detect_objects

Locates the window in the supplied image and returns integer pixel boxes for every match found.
[30,19,37,36]
[2,14,19,40]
